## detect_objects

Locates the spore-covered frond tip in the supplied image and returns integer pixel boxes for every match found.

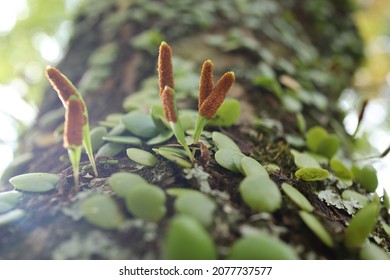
[158,42,174,95]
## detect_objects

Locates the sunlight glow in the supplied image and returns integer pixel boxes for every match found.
[0,0,29,34]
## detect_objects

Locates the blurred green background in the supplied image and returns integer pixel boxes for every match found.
[0,0,389,192]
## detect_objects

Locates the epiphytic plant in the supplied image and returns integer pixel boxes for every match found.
[157,42,235,161]
[45,66,98,188]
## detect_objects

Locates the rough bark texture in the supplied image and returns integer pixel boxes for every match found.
[1,0,389,260]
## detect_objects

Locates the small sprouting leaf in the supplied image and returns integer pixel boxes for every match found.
[9,173,60,193]
[240,156,269,177]
[108,172,148,198]
[295,167,329,181]
[0,191,22,214]
[341,190,369,208]
[154,148,192,168]
[351,165,378,192]
[126,148,158,167]
[207,99,241,127]
[228,234,298,260]
[359,242,390,260]
[212,131,240,152]
[281,183,314,212]
[174,191,216,227]
[0,209,25,227]
[81,195,125,229]
[344,202,380,249]
[330,158,352,180]
[306,126,328,152]
[299,211,334,248]
[290,149,320,168]
[102,135,142,146]
[125,184,166,221]
[96,142,125,157]
[89,126,108,152]
[146,130,173,145]
[164,215,217,260]
[122,110,159,138]
[239,175,281,213]
[215,148,244,173]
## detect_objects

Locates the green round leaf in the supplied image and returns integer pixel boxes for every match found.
[0,209,26,227]
[352,165,378,192]
[240,156,269,177]
[9,173,60,193]
[215,148,244,173]
[82,195,125,229]
[0,190,22,214]
[207,99,240,127]
[344,202,380,249]
[330,159,352,180]
[295,167,329,181]
[299,211,334,248]
[89,126,108,152]
[384,189,390,211]
[317,134,339,159]
[239,175,282,213]
[122,110,159,138]
[359,242,390,260]
[291,150,320,168]
[228,234,298,260]
[126,148,158,167]
[179,110,197,131]
[146,130,173,145]
[108,172,148,198]
[102,135,142,146]
[306,126,328,152]
[154,148,192,168]
[212,131,241,152]
[341,190,369,207]
[174,192,216,227]
[107,124,126,136]
[281,183,314,212]
[96,143,125,157]
[164,215,217,260]
[125,184,166,221]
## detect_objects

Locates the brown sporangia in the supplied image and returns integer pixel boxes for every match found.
[198,60,214,110]
[45,66,77,107]
[158,42,174,95]
[63,97,84,148]
[198,71,235,119]
[161,86,177,123]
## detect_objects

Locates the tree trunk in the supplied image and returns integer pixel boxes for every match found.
[1,0,389,260]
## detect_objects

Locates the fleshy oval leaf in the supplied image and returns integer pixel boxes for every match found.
[96,142,124,157]
[239,175,281,213]
[164,215,217,260]
[344,202,380,249]
[0,190,22,214]
[89,126,108,152]
[126,148,158,167]
[228,234,298,260]
[125,184,166,221]
[81,195,125,229]
[306,126,328,152]
[295,167,329,181]
[290,149,320,168]
[212,131,241,152]
[240,156,269,177]
[108,172,148,198]
[174,192,216,227]
[122,110,159,138]
[0,209,25,227]
[154,148,192,168]
[9,173,59,193]
[330,158,352,180]
[299,211,334,248]
[281,183,314,212]
[207,99,241,127]
[102,135,142,146]
[359,242,390,260]
[146,130,173,146]
[352,165,378,192]
[215,148,244,173]
[317,134,339,159]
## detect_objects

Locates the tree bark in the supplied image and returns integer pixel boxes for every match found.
[1,0,389,260]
